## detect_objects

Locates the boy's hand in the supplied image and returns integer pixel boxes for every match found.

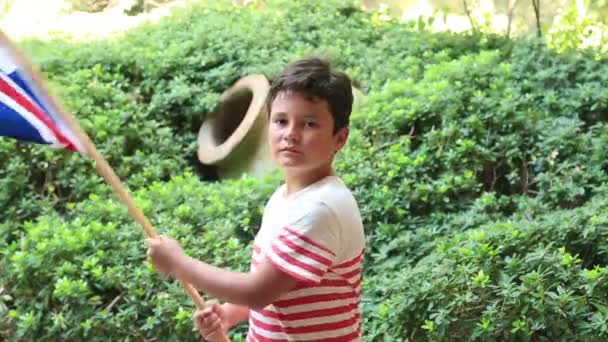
[193,303,229,341]
[146,236,184,275]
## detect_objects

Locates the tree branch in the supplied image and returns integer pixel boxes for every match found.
[531,0,542,37]
[462,0,477,33]
[506,0,520,38]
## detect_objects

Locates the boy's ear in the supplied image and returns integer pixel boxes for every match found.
[334,127,349,151]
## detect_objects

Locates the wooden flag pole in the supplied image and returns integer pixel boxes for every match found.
[1,32,229,342]
[61,126,230,342]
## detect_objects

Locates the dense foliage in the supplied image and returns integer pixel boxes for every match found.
[1,0,607,340]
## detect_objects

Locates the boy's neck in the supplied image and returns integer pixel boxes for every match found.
[283,166,333,196]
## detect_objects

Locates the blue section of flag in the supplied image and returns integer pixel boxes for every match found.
[0,99,45,143]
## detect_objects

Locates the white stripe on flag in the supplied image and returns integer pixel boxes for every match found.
[0,73,47,115]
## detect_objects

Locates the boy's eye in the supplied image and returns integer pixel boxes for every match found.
[304,121,318,127]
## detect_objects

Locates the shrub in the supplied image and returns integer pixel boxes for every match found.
[364,190,608,341]
[0,173,277,340]
[1,0,607,340]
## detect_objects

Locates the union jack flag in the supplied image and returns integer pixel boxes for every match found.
[0,32,84,153]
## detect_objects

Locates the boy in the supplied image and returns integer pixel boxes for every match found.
[147,57,365,341]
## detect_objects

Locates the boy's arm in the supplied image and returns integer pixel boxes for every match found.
[148,203,338,310]
[174,254,299,309]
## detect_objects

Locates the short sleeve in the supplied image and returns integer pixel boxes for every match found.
[265,202,339,284]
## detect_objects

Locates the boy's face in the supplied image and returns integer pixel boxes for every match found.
[268,91,348,177]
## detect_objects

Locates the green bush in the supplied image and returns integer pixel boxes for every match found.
[347,42,608,219]
[1,0,607,340]
[364,190,608,341]
[0,173,276,340]
[1,0,505,242]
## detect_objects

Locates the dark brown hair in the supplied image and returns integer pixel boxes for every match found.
[266,57,353,132]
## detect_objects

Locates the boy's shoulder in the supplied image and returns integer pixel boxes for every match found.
[262,176,365,259]
[266,176,353,210]
[285,176,361,222]
[308,176,357,208]
[281,175,355,204]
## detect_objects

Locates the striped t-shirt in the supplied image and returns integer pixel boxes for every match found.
[248,175,365,341]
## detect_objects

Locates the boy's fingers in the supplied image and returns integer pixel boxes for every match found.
[203,319,222,332]
[194,312,219,331]
[203,314,219,326]
[202,320,223,337]
[206,331,223,341]
[193,302,219,320]
[146,239,163,253]
[211,303,223,316]
[201,309,216,320]
[193,308,210,319]
[193,302,223,337]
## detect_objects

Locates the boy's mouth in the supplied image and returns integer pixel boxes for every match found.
[280,147,302,154]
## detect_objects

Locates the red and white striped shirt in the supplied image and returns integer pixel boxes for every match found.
[248,176,365,341]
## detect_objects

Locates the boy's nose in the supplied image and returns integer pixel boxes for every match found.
[284,124,301,143]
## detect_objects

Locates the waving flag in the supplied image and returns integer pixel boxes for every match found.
[0,33,84,153]
[0,32,227,337]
